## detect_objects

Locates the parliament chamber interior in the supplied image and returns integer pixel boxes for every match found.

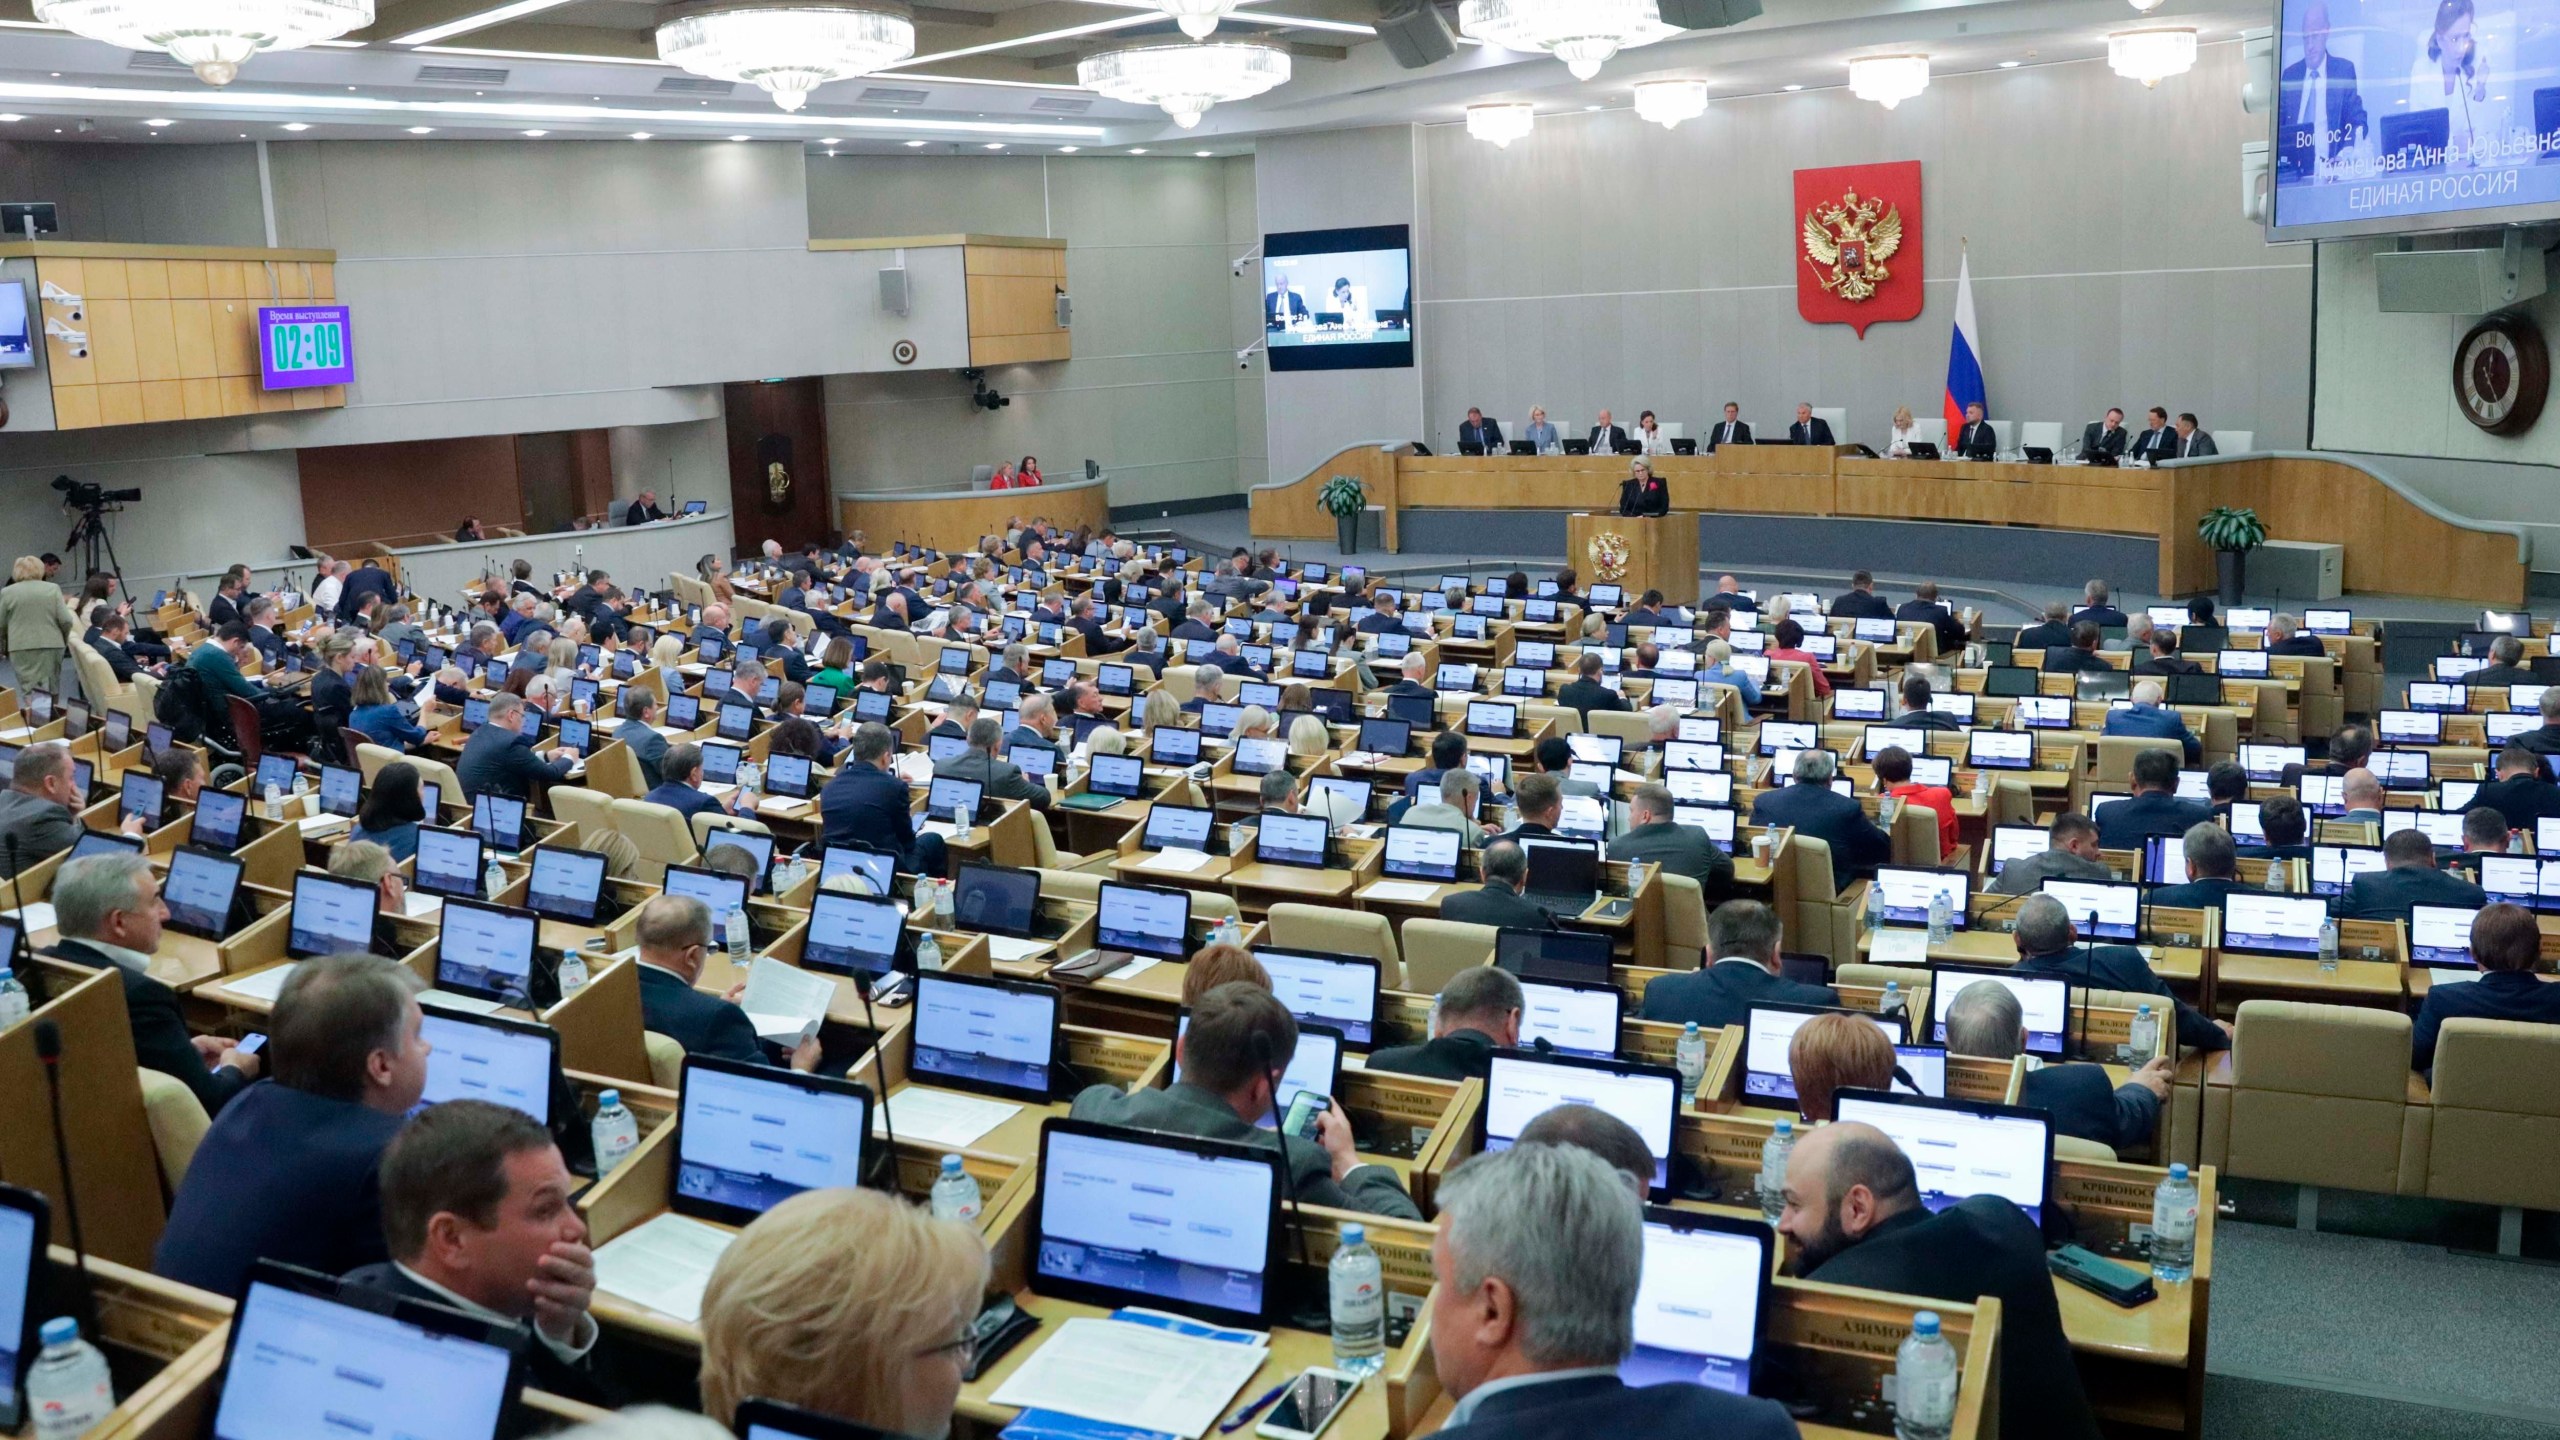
[3,1,2560,1438]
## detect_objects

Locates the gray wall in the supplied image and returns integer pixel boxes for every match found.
[1256,125,1428,485]
[807,153,1259,510]
[0,443,304,592]
[1411,42,2308,455]
[0,141,265,246]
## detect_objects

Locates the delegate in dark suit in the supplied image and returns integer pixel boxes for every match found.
[2020,1062,2161,1154]
[1789,417,1835,446]
[1607,819,1732,899]
[2146,875,2247,911]
[2080,422,2129,457]
[1436,1373,1795,1440]
[1830,588,1894,621]
[2015,943,2227,1052]
[819,761,945,876]
[456,722,572,801]
[2102,703,2201,765]
[1067,1081,1420,1219]
[154,1081,407,1298]
[641,781,725,826]
[1750,782,1890,892]
[1705,420,1753,451]
[1586,424,1629,453]
[2130,426,2176,462]
[2094,792,2213,850]
[615,718,668,790]
[2014,620,2072,651]
[1638,959,1838,1030]
[2278,52,2365,167]
[1954,420,1998,458]
[2471,774,2560,831]
[636,963,769,1066]
[935,749,1048,809]
[1446,883,1557,932]
[1804,1196,2103,1440]
[341,1263,614,1406]
[1894,599,1965,656]
[1364,1027,1499,1082]
[1556,677,1629,716]
[52,939,251,1117]
[1458,417,1504,451]
[2340,866,2486,926]
[2413,970,2560,1072]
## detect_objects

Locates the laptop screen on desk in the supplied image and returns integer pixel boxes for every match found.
[801,893,902,978]
[288,871,375,959]
[1097,881,1191,960]
[473,793,526,851]
[1989,824,2048,875]
[1522,837,1600,898]
[2220,891,2329,956]
[1929,965,2068,1057]
[1496,926,1613,984]
[213,1271,520,1440]
[2409,903,2480,968]
[436,899,537,1006]
[1256,811,1329,869]
[1483,1051,1678,1194]
[1140,803,1214,854]
[525,846,608,923]
[192,789,247,851]
[1834,1090,2051,1226]
[416,1010,557,1123]
[1088,754,1144,799]
[414,826,485,902]
[1871,866,1971,928]
[663,864,750,924]
[2039,878,2140,942]
[162,846,244,941]
[1740,1003,1907,1105]
[1031,1121,1279,1326]
[1258,948,1381,1048]
[1519,978,1621,1060]
[675,1058,870,1227]
[954,863,1040,938]
[912,971,1057,1101]
[1623,1209,1771,1397]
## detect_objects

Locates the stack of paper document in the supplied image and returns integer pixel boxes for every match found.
[986,935,1056,962]
[877,1087,1021,1148]
[220,963,300,1004]
[1360,880,1441,904]
[4,902,56,935]
[591,1213,736,1324]
[991,1318,1269,1439]
[1141,848,1212,874]
[739,956,834,1044]
[1870,928,1931,965]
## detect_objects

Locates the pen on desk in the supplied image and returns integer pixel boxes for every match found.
[1218,1380,1290,1433]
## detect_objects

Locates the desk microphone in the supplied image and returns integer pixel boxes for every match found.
[34,1019,101,1342]
[852,968,901,1192]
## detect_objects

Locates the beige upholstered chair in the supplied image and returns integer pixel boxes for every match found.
[1784,835,1856,963]
[1397,919,1498,994]
[1035,867,1103,903]
[1658,873,1707,971]
[137,1069,211,1196]
[691,811,773,849]
[546,785,617,851]
[405,755,466,818]
[1268,904,1402,988]
[2054,1134,2119,1162]
[609,798,697,884]
[2226,1000,2428,1204]
[69,640,127,718]
[1584,709,1654,749]
[2094,736,2182,787]
[2424,1018,2560,1242]
[643,1031,685,1089]
[582,742,646,799]
[1835,963,1929,993]
[355,741,404,786]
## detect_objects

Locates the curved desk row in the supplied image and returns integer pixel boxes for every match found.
[1249,445,2529,606]
[389,507,738,603]
[837,475,1110,556]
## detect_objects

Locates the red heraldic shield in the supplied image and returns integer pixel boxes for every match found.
[1795,161,1924,339]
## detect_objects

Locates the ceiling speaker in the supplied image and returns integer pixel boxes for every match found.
[1656,0,1763,29]
[1375,0,1454,69]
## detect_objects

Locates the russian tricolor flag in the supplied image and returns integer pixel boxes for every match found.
[1942,249,1986,438]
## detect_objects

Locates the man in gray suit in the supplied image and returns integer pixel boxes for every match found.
[932,716,1050,811]
[1606,782,1732,900]
[1990,812,2117,895]
[1403,767,1489,848]
[2172,413,2218,459]
[1070,982,1421,1220]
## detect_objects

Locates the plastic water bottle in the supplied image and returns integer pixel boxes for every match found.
[915,931,945,973]
[2127,1004,2158,1066]
[1759,1119,1796,1221]
[1880,980,1906,1020]
[483,857,506,899]
[263,781,284,821]
[739,760,762,806]
[28,1317,112,1440]
[590,1091,640,1177]
[1926,888,1953,945]
[930,1154,983,1223]
[1865,897,1884,946]
[2150,1163,2199,1282]
[2318,915,2340,973]
[1327,1222,1387,1377]
[0,967,30,1031]
[555,943,591,997]
[726,906,752,965]
[951,803,973,844]
[1892,1311,1959,1440]
[2265,860,2289,892]
[1674,1022,1707,1098]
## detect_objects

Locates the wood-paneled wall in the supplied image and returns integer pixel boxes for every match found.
[298,435,525,552]
[1249,442,1403,549]
[2161,457,2527,606]
[23,242,344,430]
[964,240,1071,367]
[839,475,1109,555]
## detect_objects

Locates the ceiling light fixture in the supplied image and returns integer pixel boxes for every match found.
[389,0,579,47]
[903,138,926,145]
[1456,0,1679,82]
[145,116,174,126]
[1150,0,1235,40]
[1782,83,1802,91]
[984,141,1004,148]
[1128,146,1147,153]
[406,124,434,132]
[631,130,652,138]
[2107,26,2197,87]
[1194,148,1210,156]
[31,0,374,85]
[1058,144,1079,151]
[1998,59,2020,68]
[0,115,24,122]
[1465,100,1533,148]
[657,0,917,112]
[1078,37,1287,129]
[730,133,751,139]
[1631,77,1707,129]
[522,128,547,135]
[1847,53,1929,109]
[2128,0,2167,10]
[281,120,310,129]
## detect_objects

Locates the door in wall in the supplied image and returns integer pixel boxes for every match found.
[723,378,833,553]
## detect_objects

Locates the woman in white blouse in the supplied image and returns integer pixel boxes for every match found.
[2408,0,2505,168]
[1635,409,1676,456]
[1887,405,1920,457]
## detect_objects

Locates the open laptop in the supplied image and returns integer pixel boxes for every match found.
[524,845,610,925]
[190,788,248,851]
[1381,824,1462,884]
[416,1009,560,1123]
[1739,1002,1909,1106]
[1929,963,2070,1058]
[211,1260,528,1440]
[1623,1208,1772,1397]
[472,793,527,852]
[663,863,752,926]
[414,826,487,903]
[1029,1119,1281,1327]
[673,1054,873,1225]
[1254,810,1332,870]
[1833,1089,2054,1226]
[1869,866,1972,929]
[953,862,1044,939]
[2039,877,2140,942]
[817,845,897,898]
[1495,926,1613,985]
[2218,890,2330,956]
[160,847,244,942]
[287,870,375,960]
[1521,836,1604,913]
[1138,802,1215,856]
[800,891,903,980]
[435,898,540,1008]
[910,971,1060,1102]
[1063,753,1145,810]
[1482,1049,1681,1195]
[1518,976,1622,1060]
[1091,880,1194,969]
[1257,947,1383,1049]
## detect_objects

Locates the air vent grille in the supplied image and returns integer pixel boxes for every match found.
[856,85,931,105]
[1029,96,1092,113]
[656,76,735,96]
[416,64,510,85]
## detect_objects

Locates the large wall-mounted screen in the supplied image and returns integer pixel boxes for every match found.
[1262,224,1413,372]
[2270,0,2560,239]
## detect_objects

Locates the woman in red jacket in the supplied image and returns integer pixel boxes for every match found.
[1017,455,1044,487]
[988,462,1016,489]
[1874,744,1957,860]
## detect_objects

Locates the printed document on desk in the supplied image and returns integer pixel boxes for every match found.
[592,1212,736,1324]
[740,956,834,1043]
[878,1087,1022,1148]
[992,1317,1268,1439]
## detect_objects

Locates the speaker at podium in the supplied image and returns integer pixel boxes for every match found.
[1567,514,1699,608]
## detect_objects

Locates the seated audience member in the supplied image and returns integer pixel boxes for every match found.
[632,895,820,1071]
[1072,982,1421,1218]
[1779,1124,2103,1440]
[1400,730,1472,804]
[2340,828,2486,925]
[0,742,92,873]
[353,761,430,863]
[1896,672,1962,730]
[2265,613,2327,657]
[2131,629,2200,676]
[155,954,429,1297]
[2472,745,2560,831]
[1764,617,1832,698]
[2070,579,2128,629]
[2465,635,2533,690]
[151,747,205,824]
[2239,791,2315,861]
[1787,1010,1896,1122]
[327,840,413,957]
[1511,1104,1656,1196]
[348,1100,609,1403]
[2204,761,2247,826]
[2148,821,2247,911]
[1749,749,1890,892]
[1697,640,1761,707]
[935,715,1051,811]
[1946,980,2168,1153]
[2095,749,2213,850]
[1556,652,1627,716]
[1405,767,1489,847]
[1443,840,1556,932]
[2044,621,2115,675]
[1639,900,1835,1028]
[820,722,948,878]
[2014,602,2072,653]
[1368,966,1522,1081]
[349,664,428,750]
[458,693,578,802]
[2446,805,2513,881]
[1494,772,1561,845]
[1606,782,1733,895]
[87,607,158,682]
[1179,942,1270,1007]
[614,689,671,790]
[698,1187,989,1433]
[1895,581,1967,655]
[2103,680,2202,765]
[1874,746,1956,861]
[2011,894,2228,1051]
[2337,767,2386,829]
[50,852,258,1117]
[1428,1144,1797,1440]
[643,741,738,825]
[2413,903,2560,1072]
[1991,811,2116,894]
[1831,570,1893,621]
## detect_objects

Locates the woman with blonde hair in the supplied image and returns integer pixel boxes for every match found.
[650,632,685,670]
[0,554,71,696]
[1233,705,1277,742]
[1888,405,1919,457]
[1287,712,1331,759]
[698,1188,989,1433]
[546,634,580,676]
[1141,688,1183,732]
[1787,1010,1898,1123]
[1084,725,1128,757]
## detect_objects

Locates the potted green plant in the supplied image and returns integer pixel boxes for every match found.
[2198,505,2266,606]
[1320,473,1368,554]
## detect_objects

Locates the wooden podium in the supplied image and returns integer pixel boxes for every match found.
[1567,513,1699,607]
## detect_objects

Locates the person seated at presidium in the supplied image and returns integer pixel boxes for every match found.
[1459,407,1504,452]
[1617,458,1670,518]
[1954,402,1997,459]
[1789,403,1834,446]
[1069,982,1422,1219]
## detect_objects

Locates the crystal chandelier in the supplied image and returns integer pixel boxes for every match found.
[1466,102,1535,148]
[1632,78,1708,129]
[1457,0,1682,81]
[2128,0,2167,10]
[1847,53,1930,109]
[31,0,373,85]
[1151,0,1236,40]
[1078,39,1289,129]
[657,2,916,113]
[2108,26,2198,87]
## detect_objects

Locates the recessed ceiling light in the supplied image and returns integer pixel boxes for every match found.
[821,136,841,143]
[1059,145,1079,152]
[904,139,927,146]
[145,118,173,127]
[0,115,25,123]
[1129,147,1147,153]
[1998,60,2021,68]
[1195,149,1211,156]
[522,128,547,136]
[407,125,435,133]
[1783,84,1803,91]
[282,122,311,131]
[347,85,357,91]
[48,73,58,77]
[730,134,751,141]
[984,141,1005,149]
[631,131,652,139]
[1585,104,1601,111]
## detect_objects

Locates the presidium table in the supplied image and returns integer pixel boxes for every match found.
[1248,443,2531,607]
[1567,512,1701,606]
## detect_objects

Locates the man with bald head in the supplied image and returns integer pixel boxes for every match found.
[1779,1122,2101,1440]
[2279,0,2365,174]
